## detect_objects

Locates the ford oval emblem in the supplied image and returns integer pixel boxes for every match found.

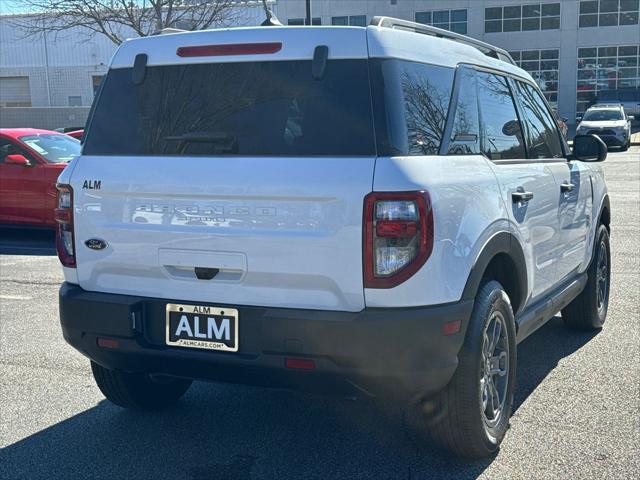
[85,238,107,250]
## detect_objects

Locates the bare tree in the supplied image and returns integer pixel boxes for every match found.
[11,1,242,45]
[401,70,451,155]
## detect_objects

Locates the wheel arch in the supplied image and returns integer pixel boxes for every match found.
[461,232,528,316]
[598,194,610,232]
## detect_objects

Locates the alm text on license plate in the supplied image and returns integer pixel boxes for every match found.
[165,303,238,352]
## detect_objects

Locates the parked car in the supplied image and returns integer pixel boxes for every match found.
[0,128,81,227]
[552,108,569,139]
[66,129,84,141]
[576,104,633,151]
[57,19,611,459]
[54,126,84,133]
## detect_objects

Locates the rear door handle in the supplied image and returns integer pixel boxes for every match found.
[512,190,534,203]
[561,182,575,193]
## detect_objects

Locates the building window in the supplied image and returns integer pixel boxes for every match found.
[579,0,640,28]
[485,3,560,32]
[415,9,468,34]
[509,49,560,107]
[92,75,103,96]
[576,44,640,113]
[331,15,366,26]
[172,20,194,30]
[0,76,32,107]
[68,96,82,107]
[288,17,321,25]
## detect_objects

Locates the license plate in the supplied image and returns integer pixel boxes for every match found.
[166,303,238,352]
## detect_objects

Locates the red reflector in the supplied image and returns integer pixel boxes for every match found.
[97,337,119,349]
[285,358,316,370]
[376,220,418,238]
[442,320,461,336]
[54,208,71,224]
[177,42,282,57]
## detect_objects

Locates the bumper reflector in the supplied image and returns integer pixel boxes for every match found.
[442,320,462,336]
[97,337,120,349]
[285,358,316,370]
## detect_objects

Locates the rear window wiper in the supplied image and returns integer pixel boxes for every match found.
[165,132,237,152]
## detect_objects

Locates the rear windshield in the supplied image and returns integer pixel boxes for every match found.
[83,60,375,156]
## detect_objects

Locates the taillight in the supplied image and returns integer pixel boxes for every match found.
[55,184,75,268]
[363,191,433,288]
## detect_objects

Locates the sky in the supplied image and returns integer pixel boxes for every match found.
[1,1,40,15]
[0,0,275,15]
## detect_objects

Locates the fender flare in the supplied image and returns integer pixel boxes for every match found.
[588,194,610,266]
[597,194,610,229]
[461,232,528,315]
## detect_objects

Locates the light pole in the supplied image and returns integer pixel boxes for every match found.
[42,17,52,106]
[305,0,312,26]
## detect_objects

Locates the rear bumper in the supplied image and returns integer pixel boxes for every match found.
[59,282,473,399]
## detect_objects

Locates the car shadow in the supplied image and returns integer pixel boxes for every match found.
[0,227,55,255]
[514,315,598,414]
[0,317,597,480]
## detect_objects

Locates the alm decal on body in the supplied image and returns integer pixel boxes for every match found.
[82,180,101,190]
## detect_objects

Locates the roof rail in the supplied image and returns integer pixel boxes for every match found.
[369,16,516,65]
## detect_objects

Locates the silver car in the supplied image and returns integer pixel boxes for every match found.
[576,104,633,151]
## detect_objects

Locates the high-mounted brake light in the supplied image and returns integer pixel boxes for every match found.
[55,184,76,268]
[363,191,433,289]
[176,42,282,57]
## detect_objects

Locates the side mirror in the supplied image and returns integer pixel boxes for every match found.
[576,116,583,122]
[562,117,569,123]
[502,119,520,136]
[4,154,31,166]
[572,134,607,162]
[628,115,635,121]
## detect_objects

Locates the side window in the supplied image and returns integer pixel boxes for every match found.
[448,68,481,155]
[0,139,30,164]
[476,72,526,160]
[0,138,12,163]
[400,61,454,155]
[370,59,454,156]
[515,81,564,158]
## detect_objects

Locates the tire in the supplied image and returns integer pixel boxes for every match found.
[562,224,610,330]
[91,361,192,410]
[408,281,517,459]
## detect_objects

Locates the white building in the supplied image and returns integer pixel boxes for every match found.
[1,0,639,128]
[0,2,272,110]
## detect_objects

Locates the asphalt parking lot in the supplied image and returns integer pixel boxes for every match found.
[1,147,638,480]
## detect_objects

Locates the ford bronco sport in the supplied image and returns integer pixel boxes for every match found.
[57,18,611,459]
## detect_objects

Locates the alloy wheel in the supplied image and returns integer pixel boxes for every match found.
[480,310,509,430]
[596,240,609,317]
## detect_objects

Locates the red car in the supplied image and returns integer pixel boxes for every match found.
[66,129,84,141]
[0,128,81,227]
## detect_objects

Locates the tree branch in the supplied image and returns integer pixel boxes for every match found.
[9,0,239,45]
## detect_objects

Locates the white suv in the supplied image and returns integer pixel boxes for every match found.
[57,18,611,459]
